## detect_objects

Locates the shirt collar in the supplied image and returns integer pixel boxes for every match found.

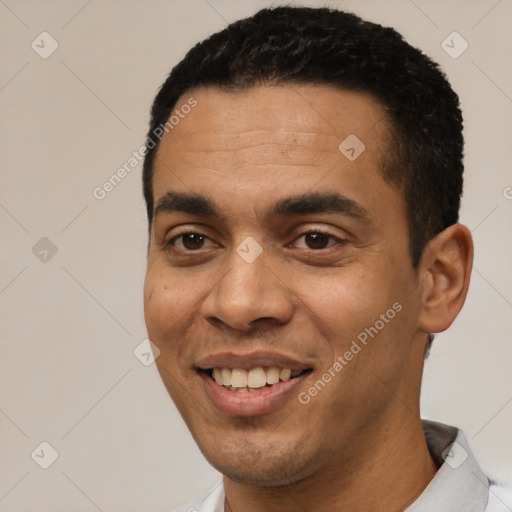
[405,420,489,512]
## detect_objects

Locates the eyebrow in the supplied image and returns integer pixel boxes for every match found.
[153,191,368,221]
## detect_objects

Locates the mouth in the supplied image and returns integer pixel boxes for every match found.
[197,356,314,416]
[201,366,312,392]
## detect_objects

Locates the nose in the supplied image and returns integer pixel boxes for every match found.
[201,245,294,334]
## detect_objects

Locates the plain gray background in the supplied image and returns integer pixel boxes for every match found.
[1,0,511,510]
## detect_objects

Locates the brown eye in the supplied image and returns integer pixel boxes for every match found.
[181,233,205,250]
[169,232,211,251]
[304,232,330,249]
[293,231,342,250]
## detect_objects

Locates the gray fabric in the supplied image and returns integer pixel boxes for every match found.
[405,420,489,511]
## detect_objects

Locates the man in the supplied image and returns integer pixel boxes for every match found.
[142,6,501,511]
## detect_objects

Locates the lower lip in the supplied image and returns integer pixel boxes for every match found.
[200,371,310,416]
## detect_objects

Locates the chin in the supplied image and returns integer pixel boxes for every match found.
[197,434,321,488]
[214,458,307,487]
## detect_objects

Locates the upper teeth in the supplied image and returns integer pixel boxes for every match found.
[213,367,298,389]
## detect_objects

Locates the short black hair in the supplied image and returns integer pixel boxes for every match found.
[142,6,464,267]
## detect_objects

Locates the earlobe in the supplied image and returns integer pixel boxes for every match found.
[418,224,474,334]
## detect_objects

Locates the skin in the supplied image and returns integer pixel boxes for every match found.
[143,84,473,511]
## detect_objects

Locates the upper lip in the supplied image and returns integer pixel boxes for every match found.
[196,350,313,371]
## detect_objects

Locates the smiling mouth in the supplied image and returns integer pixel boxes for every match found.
[203,366,313,392]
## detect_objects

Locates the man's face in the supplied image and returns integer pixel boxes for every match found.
[144,85,426,485]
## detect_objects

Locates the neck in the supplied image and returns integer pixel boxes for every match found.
[224,420,437,511]
[224,400,438,511]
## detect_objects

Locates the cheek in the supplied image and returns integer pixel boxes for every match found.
[143,267,195,347]
[297,269,390,340]
[144,273,169,336]
[295,266,413,388]
[144,273,198,398]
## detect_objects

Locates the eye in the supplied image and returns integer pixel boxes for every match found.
[166,229,345,254]
[292,230,345,250]
[167,232,216,252]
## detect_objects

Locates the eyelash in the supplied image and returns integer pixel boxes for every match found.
[166,229,346,253]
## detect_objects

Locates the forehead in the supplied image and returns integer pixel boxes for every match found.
[152,84,401,225]
[157,83,388,160]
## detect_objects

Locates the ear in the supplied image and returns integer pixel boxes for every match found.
[417,224,474,334]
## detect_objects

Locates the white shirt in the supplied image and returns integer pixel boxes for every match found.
[174,420,510,511]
